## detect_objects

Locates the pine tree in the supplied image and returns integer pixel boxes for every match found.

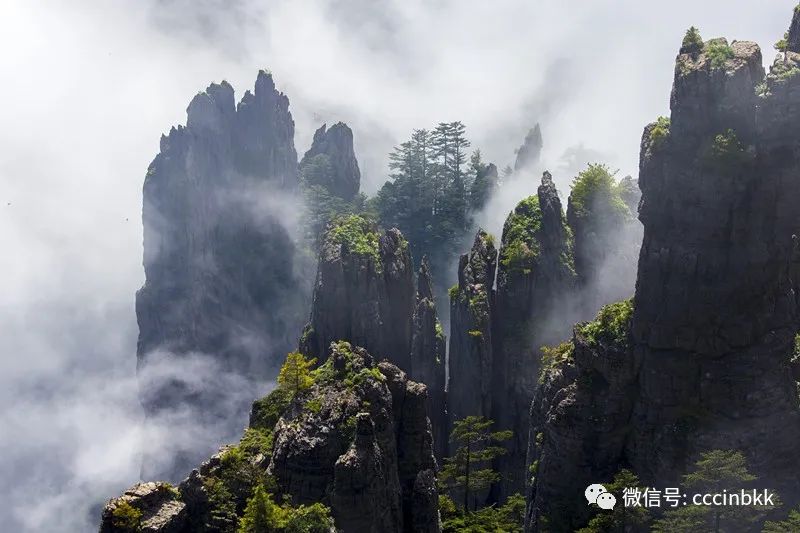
[439,416,512,512]
[237,485,275,533]
[277,352,316,396]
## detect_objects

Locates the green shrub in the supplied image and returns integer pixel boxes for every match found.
[441,493,525,533]
[539,341,575,382]
[328,214,381,265]
[250,387,293,431]
[578,299,634,349]
[111,501,142,532]
[448,284,460,300]
[706,129,751,169]
[499,196,542,273]
[569,163,630,222]
[649,116,670,148]
[706,39,734,69]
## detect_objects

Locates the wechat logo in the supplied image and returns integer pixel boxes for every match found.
[585,483,617,510]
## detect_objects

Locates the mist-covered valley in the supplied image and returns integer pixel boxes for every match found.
[4,2,800,532]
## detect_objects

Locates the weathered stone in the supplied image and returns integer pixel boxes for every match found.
[513,124,543,173]
[136,70,308,479]
[100,482,186,533]
[300,122,361,201]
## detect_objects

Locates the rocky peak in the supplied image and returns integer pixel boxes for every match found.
[102,342,441,533]
[788,5,800,53]
[300,121,361,201]
[448,230,497,426]
[136,71,306,479]
[300,216,414,370]
[410,257,447,460]
[526,13,800,529]
[513,124,543,172]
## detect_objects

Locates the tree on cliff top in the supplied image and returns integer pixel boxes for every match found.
[277,352,316,396]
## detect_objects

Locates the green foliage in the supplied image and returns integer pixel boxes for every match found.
[111,501,143,532]
[204,477,239,532]
[775,31,789,53]
[311,341,384,390]
[448,284,461,300]
[706,39,735,69]
[682,26,703,51]
[649,116,670,148]
[650,505,710,533]
[440,416,513,512]
[376,122,480,281]
[568,163,631,226]
[538,341,574,382]
[499,196,543,273]
[706,129,751,170]
[652,449,778,532]
[328,214,381,265]
[577,469,650,533]
[250,387,294,432]
[277,352,317,397]
[468,149,496,212]
[578,299,633,349]
[440,493,525,533]
[301,183,368,245]
[763,507,800,532]
[239,428,274,459]
[435,320,445,340]
[238,485,335,533]
[305,398,322,414]
[467,329,483,338]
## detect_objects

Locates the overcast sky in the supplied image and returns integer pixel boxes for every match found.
[0,1,796,530]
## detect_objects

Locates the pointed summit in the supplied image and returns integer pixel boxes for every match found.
[513,123,543,172]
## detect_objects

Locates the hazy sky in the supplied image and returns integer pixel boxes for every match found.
[0,1,796,530]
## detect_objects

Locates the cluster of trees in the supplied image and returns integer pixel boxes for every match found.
[375,122,497,275]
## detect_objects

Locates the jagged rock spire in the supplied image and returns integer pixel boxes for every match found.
[513,123,543,172]
[300,121,361,200]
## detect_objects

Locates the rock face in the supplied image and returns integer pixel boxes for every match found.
[300,217,447,461]
[447,230,497,425]
[410,257,447,459]
[491,172,578,499]
[100,482,186,533]
[102,343,440,533]
[526,22,800,531]
[300,122,361,201]
[136,70,308,479]
[269,345,439,532]
[299,216,415,371]
[513,124,543,173]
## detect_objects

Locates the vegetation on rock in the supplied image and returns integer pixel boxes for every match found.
[328,215,381,264]
[499,195,543,274]
[649,116,671,148]
[539,341,574,383]
[705,39,735,69]
[578,298,634,349]
[110,501,143,531]
[439,416,513,512]
[682,26,703,52]
[439,493,525,532]
[277,352,317,397]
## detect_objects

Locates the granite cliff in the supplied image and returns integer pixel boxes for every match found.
[525,14,800,531]
[136,71,309,479]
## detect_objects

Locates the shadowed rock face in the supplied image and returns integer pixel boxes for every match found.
[514,124,543,173]
[410,257,447,460]
[299,217,415,371]
[526,25,800,531]
[300,218,448,464]
[491,172,578,500]
[136,70,308,479]
[300,122,361,201]
[102,343,441,533]
[447,230,497,427]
